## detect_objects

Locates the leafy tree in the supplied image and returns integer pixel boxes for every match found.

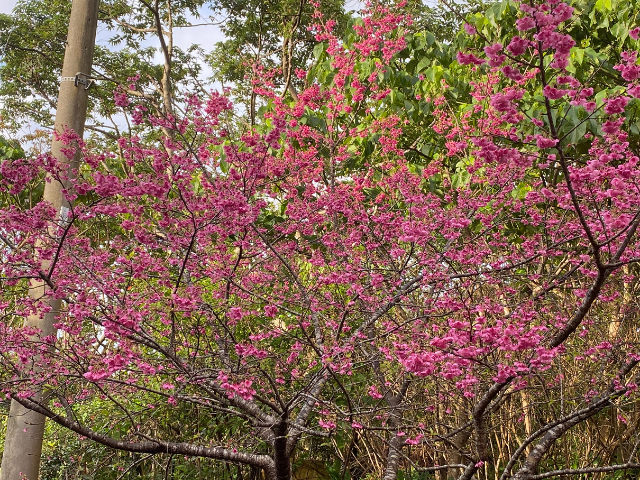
[0,0,351,143]
[2,2,640,480]
[0,0,213,144]
[406,0,491,41]
[206,0,349,124]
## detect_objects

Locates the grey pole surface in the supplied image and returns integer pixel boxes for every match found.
[0,1,99,479]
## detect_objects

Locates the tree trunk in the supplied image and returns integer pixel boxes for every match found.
[447,430,471,480]
[271,420,292,480]
[0,1,99,479]
[1,395,48,480]
[381,433,406,480]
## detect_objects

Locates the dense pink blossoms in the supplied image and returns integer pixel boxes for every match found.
[1,0,640,478]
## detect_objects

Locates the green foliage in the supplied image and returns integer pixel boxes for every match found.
[405,0,491,41]
[0,137,24,160]
[0,2,70,128]
[33,400,269,479]
[0,0,210,140]
[206,0,349,123]
[0,137,43,209]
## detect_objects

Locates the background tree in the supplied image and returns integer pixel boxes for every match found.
[0,0,351,145]
[0,0,215,149]
[206,0,349,124]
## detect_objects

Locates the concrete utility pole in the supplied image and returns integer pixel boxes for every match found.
[0,1,99,479]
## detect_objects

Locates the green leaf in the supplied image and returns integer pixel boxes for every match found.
[611,23,629,43]
[424,67,436,82]
[492,1,504,21]
[313,42,326,60]
[364,139,375,157]
[404,100,414,113]
[408,163,423,175]
[416,57,431,72]
[572,47,584,65]
[584,47,600,60]
[219,157,229,173]
[485,7,497,27]
[426,32,436,47]
[569,117,588,145]
[451,170,470,189]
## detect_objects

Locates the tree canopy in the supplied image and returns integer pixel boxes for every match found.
[2,0,640,479]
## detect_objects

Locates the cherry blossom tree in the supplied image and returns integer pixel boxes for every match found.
[1,0,640,479]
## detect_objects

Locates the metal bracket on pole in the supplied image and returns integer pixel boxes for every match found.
[59,72,94,90]
[74,72,94,89]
